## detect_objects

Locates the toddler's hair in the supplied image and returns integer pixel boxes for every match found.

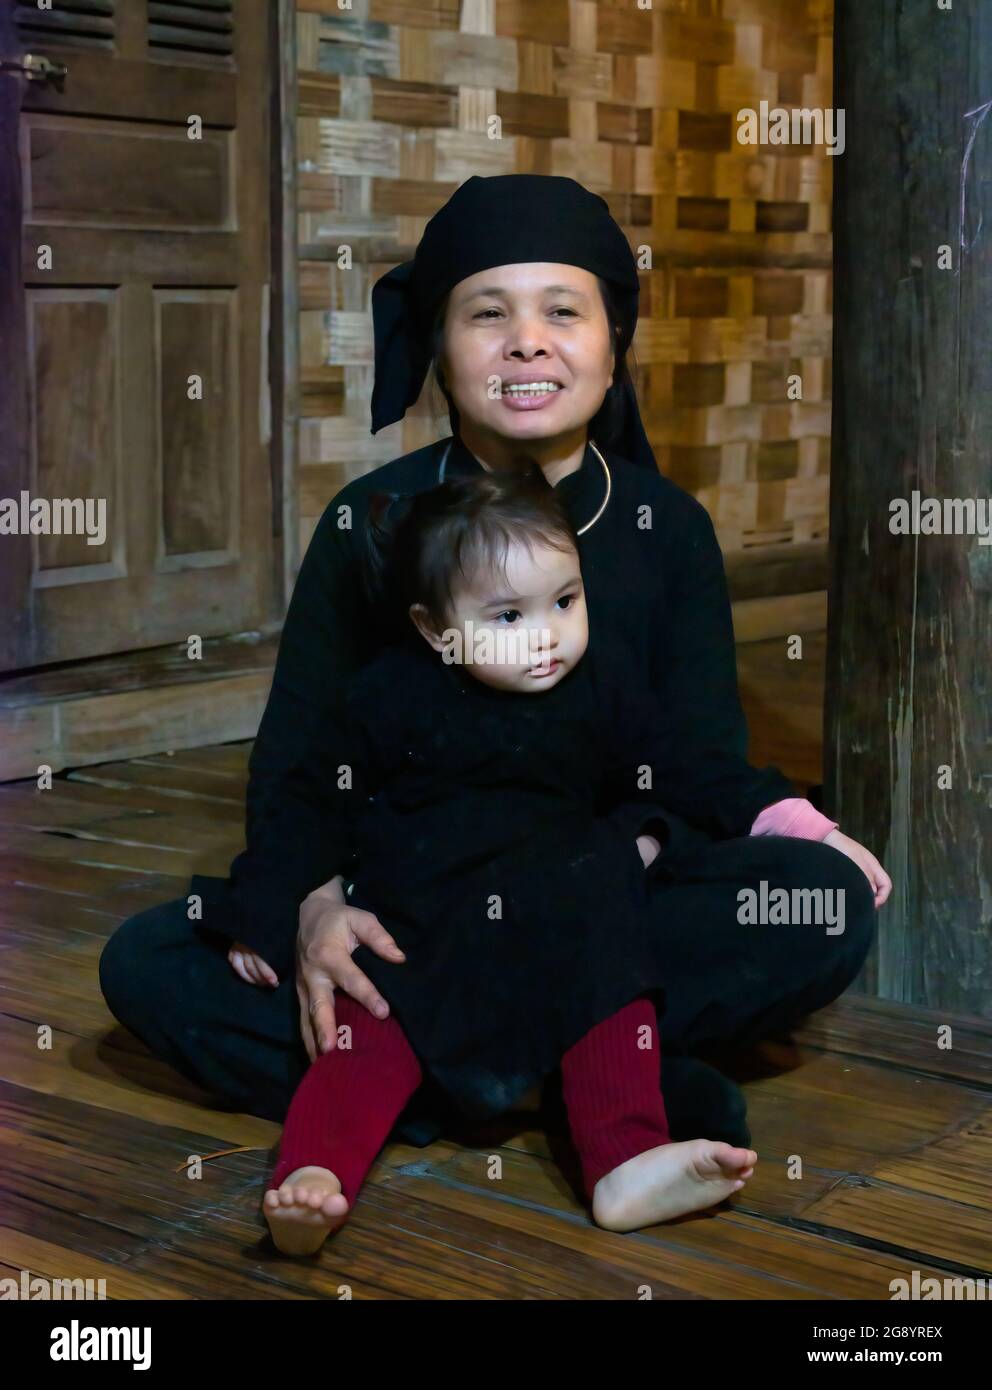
[361,458,579,637]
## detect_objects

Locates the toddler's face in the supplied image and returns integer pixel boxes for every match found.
[414,537,588,693]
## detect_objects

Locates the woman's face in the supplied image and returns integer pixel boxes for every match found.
[440,263,615,447]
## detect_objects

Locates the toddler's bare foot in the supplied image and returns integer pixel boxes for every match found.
[263,1166,349,1255]
[592,1139,757,1232]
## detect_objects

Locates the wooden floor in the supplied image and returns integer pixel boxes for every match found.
[1,634,991,1299]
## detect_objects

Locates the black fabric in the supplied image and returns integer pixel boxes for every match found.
[187,435,794,982]
[311,631,695,1119]
[100,836,877,1148]
[369,173,657,472]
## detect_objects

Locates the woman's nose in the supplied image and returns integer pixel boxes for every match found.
[506,323,552,358]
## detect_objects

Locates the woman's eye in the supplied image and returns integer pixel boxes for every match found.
[473,307,577,320]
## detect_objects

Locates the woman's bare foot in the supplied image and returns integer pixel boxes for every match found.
[263,1166,350,1255]
[591,1139,757,1232]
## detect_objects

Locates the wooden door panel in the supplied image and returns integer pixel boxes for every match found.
[1,0,274,671]
[24,113,235,229]
[29,289,121,577]
[158,289,239,564]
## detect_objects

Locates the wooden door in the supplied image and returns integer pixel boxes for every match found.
[0,0,277,672]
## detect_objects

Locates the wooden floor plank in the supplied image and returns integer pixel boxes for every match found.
[129,1176,672,1301]
[866,1113,992,1208]
[0,784,167,832]
[0,786,242,857]
[73,762,249,801]
[159,743,251,775]
[0,880,190,934]
[0,1086,269,1285]
[367,1167,818,1299]
[791,995,992,1086]
[0,1014,278,1152]
[133,747,250,780]
[737,1049,990,1181]
[2,935,144,1037]
[0,1230,192,1301]
[66,764,244,805]
[0,884,121,932]
[800,1177,992,1272]
[377,1143,958,1300]
[0,850,188,904]
[59,775,245,823]
[0,825,214,880]
[39,817,236,861]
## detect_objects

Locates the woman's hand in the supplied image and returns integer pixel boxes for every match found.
[823,829,892,909]
[228,942,279,987]
[296,879,406,1063]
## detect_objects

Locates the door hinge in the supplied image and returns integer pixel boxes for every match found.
[0,53,68,93]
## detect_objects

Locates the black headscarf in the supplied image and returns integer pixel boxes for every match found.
[369,174,656,471]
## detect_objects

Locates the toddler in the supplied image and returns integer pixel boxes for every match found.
[254,465,758,1252]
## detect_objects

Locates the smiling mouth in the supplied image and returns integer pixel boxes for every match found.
[501,382,563,396]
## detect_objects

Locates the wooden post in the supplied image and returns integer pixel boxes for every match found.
[0,9,32,669]
[826,0,992,1011]
[272,0,299,608]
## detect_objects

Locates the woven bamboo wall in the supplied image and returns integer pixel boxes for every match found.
[294,0,833,563]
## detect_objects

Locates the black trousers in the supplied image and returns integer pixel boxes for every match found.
[98,834,877,1139]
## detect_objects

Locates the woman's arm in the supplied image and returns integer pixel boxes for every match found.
[657,496,796,834]
[606,493,796,841]
[750,798,838,839]
[751,800,892,907]
[192,488,372,980]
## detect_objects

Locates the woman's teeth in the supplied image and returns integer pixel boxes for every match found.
[502,382,562,395]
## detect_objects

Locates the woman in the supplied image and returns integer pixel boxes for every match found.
[99,175,890,1158]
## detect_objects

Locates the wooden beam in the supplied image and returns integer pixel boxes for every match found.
[724,541,829,603]
[0,633,277,781]
[732,591,827,644]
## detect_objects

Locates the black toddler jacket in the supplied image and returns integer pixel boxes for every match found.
[304,630,687,1119]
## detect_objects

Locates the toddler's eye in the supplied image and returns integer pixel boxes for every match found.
[557,593,576,610]
[494,609,521,624]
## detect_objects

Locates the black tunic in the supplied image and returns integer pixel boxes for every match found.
[321,631,676,1120]
[190,433,793,989]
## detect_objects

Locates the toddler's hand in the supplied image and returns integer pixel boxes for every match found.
[228,940,279,987]
[636,833,662,869]
[822,830,892,909]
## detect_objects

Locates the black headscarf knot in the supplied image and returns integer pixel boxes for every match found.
[369,174,656,471]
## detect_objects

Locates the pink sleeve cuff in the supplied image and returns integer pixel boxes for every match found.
[750,797,839,841]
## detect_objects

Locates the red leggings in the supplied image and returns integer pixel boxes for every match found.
[268,993,670,1206]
